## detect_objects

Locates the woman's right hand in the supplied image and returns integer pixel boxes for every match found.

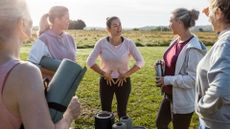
[63,96,81,122]
[102,71,115,86]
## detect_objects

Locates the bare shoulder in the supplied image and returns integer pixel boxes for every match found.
[8,61,43,91]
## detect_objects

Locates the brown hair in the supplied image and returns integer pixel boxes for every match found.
[106,16,119,28]
[39,6,68,35]
[172,8,199,29]
[0,0,30,43]
[210,0,230,24]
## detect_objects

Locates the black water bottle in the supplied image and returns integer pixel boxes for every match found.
[155,60,163,77]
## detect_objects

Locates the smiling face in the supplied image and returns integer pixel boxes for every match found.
[107,18,122,37]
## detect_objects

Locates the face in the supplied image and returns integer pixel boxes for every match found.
[169,15,181,35]
[202,4,220,32]
[20,14,33,41]
[107,19,122,37]
[55,12,70,30]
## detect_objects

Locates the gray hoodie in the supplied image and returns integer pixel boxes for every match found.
[164,35,207,114]
[195,30,230,129]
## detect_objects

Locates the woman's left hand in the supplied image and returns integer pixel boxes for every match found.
[155,76,164,87]
[116,71,130,87]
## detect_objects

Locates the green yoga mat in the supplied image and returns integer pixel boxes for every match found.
[46,59,87,123]
[39,56,61,71]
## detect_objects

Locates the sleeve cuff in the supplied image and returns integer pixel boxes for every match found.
[164,76,173,85]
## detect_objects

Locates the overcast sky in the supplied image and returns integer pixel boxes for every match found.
[27,0,210,28]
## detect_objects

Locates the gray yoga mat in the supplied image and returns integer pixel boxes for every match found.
[46,59,87,123]
[39,56,61,71]
[112,122,127,129]
[120,116,132,129]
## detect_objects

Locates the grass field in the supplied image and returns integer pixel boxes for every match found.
[26,30,217,48]
[20,45,203,129]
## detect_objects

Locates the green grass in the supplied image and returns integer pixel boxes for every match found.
[27,30,217,48]
[20,46,200,129]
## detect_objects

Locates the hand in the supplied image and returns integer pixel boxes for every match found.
[155,76,164,87]
[64,96,81,121]
[115,71,129,87]
[102,71,115,86]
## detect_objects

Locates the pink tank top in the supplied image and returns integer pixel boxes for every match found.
[0,59,21,129]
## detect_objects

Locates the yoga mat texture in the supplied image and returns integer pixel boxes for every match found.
[46,59,87,123]
[39,56,61,71]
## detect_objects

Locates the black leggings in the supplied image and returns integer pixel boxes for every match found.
[156,95,193,129]
[99,77,131,118]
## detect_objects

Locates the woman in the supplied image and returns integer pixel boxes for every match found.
[29,6,76,80]
[155,8,206,129]
[0,0,80,129]
[196,0,230,129]
[86,16,144,118]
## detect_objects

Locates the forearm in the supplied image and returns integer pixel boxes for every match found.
[90,64,105,76]
[55,114,73,129]
[126,65,140,76]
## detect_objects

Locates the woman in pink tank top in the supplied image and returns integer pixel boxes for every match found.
[0,0,80,129]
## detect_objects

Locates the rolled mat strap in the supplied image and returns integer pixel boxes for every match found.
[48,102,67,112]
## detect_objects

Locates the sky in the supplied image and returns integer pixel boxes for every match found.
[27,0,210,28]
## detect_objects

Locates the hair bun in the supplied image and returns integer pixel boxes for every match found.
[189,9,199,21]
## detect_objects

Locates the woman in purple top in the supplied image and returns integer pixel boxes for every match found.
[155,8,206,129]
[87,16,145,118]
[29,6,76,80]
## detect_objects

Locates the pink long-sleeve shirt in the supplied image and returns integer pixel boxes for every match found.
[87,37,144,78]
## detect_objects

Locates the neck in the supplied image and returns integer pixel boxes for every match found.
[51,26,63,35]
[178,30,192,42]
[220,23,230,32]
[109,36,122,45]
[0,51,14,65]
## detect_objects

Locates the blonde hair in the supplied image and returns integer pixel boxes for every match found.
[39,6,68,35]
[172,8,199,29]
[0,0,30,43]
[210,0,230,24]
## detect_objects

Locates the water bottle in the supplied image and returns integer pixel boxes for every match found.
[155,60,163,77]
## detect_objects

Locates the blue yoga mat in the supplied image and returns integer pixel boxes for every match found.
[39,56,61,71]
[46,59,87,123]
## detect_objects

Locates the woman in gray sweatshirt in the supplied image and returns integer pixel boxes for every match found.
[195,0,230,129]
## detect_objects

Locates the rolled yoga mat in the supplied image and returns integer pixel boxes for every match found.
[95,111,115,129]
[39,56,61,71]
[120,116,132,129]
[46,59,87,123]
[112,122,127,129]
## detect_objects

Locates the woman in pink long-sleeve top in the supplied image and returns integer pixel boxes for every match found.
[87,16,144,118]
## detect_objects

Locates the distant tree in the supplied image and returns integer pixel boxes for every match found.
[199,28,204,32]
[69,19,86,30]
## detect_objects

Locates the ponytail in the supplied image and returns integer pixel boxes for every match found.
[38,13,50,36]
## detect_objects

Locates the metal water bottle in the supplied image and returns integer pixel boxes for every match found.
[155,60,163,77]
